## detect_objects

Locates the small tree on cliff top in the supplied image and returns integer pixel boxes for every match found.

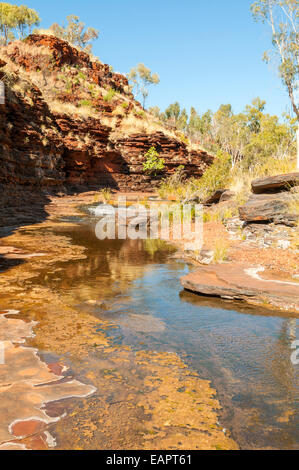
[251,0,299,167]
[49,15,99,53]
[128,63,160,109]
[0,2,40,45]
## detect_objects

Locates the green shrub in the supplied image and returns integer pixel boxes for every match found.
[192,150,232,199]
[135,110,145,117]
[78,71,87,80]
[143,147,165,176]
[159,150,231,203]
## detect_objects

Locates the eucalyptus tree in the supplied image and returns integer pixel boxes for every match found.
[0,2,40,44]
[251,0,299,167]
[127,63,160,109]
[49,15,99,53]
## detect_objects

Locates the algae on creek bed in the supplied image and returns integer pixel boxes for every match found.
[0,218,237,450]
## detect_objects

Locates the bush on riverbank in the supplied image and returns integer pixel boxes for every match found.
[157,151,296,207]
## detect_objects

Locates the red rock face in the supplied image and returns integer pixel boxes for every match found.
[0,36,214,225]
[0,63,65,225]
[57,124,213,190]
[13,34,132,97]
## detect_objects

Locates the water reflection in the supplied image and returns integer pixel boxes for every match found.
[29,220,299,449]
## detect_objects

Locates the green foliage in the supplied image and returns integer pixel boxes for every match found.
[0,2,40,45]
[158,95,296,173]
[87,83,101,99]
[157,151,232,202]
[65,79,73,92]
[155,95,296,203]
[243,113,295,165]
[245,97,266,133]
[144,239,174,257]
[164,102,180,123]
[127,63,160,109]
[188,107,213,141]
[77,71,87,80]
[177,132,189,145]
[143,147,165,176]
[49,15,99,53]
[194,150,232,199]
[79,99,93,107]
[162,102,188,131]
[103,88,116,102]
[203,206,237,223]
[135,109,145,117]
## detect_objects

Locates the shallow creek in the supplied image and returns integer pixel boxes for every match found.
[0,211,298,450]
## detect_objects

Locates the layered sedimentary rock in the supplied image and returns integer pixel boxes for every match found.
[251,172,299,194]
[0,60,65,225]
[0,34,213,223]
[239,173,299,226]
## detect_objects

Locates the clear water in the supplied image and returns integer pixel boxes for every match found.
[31,216,299,449]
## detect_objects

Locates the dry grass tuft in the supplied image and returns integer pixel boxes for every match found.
[32,28,57,38]
[110,112,179,140]
[48,100,98,118]
[213,238,229,263]
[100,188,113,203]
[230,157,297,205]
[5,41,52,58]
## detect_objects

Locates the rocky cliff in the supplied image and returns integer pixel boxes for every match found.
[0,35,213,225]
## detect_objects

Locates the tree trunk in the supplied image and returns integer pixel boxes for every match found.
[297,123,299,170]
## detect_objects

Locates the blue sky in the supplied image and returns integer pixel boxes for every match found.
[13,0,291,116]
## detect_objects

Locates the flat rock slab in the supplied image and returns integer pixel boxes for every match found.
[181,263,299,313]
[251,172,299,194]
